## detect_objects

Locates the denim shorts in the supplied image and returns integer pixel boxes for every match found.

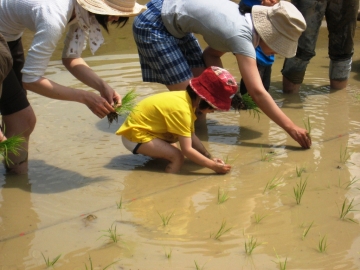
[132,0,205,85]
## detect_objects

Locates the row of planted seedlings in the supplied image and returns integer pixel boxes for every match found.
[251,137,359,269]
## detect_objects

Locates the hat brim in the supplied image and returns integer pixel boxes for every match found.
[189,80,231,111]
[252,5,297,58]
[77,0,147,17]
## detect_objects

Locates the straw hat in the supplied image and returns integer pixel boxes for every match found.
[190,67,238,111]
[77,0,147,16]
[252,1,306,58]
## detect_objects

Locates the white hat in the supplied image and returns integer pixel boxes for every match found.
[252,1,306,58]
[77,0,147,17]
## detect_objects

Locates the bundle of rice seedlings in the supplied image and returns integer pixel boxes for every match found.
[231,92,262,120]
[107,89,138,126]
[0,135,25,165]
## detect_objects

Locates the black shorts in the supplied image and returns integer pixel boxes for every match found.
[1,38,29,116]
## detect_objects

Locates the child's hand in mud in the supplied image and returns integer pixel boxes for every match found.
[212,158,231,174]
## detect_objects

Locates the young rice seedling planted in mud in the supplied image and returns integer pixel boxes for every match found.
[338,198,358,223]
[157,210,175,226]
[84,256,117,270]
[318,235,328,253]
[301,221,314,240]
[273,248,287,270]
[253,213,268,224]
[260,146,275,162]
[164,247,172,259]
[41,252,61,268]
[339,144,353,164]
[338,176,359,189]
[217,187,229,204]
[194,260,206,270]
[293,177,308,205]
[116,196,123,209]
[296,165,306,177]
[263,175,282,194]
[210,220,232,240]
[244,235,262,255]
[98,223,122,243]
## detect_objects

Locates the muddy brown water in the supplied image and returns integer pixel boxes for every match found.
[1,6,360,270]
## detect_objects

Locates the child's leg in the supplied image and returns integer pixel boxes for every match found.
[137,138,184,173]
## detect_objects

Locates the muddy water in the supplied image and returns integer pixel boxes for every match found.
[1,9,360,270]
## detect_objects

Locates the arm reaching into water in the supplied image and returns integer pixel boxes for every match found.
[236,54,311,148]
[179,135,231,174]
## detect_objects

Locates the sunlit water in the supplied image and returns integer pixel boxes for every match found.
[1,9,360,270]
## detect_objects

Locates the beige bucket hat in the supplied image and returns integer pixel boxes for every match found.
[77,0,147,17]
[252,1,306,58]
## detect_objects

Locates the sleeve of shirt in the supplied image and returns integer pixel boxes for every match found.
[22,9,67,83]
[165,110,192,137]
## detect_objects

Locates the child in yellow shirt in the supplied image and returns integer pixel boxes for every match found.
[117,66,237,174]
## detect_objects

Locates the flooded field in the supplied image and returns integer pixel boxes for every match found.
[1,6,360,270]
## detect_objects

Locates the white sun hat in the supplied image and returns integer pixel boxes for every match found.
[77,0,147,17]
[252,1,306,58]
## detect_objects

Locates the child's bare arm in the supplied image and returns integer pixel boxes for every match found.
[179,135,231,174]
[191,133,211,158]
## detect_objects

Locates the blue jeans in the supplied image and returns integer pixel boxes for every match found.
[282,0,359,83]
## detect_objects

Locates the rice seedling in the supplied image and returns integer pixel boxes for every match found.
[241,93,262,121]
[303,116,312,139]
[0,134,25,166]
[263,175,281,194]
[317,235,328,253]
[164,247,172,259]
[293,177,308,205]
[194,260,206,270]
[273,248,287,270]
[339,144,353,164]
[157,210,175,226]
[337,198,359,223]
[210,220,232,240]
[217,187,229,204]
[338,176,359,189]
[41,252,61,268]
[116,196,123,209]
[301,221,314,240]
[231,92,262,121]
[260,146,275,162]
[253,213,268,224]
[295,164,306,177]
[222,154,239,164]
[244,235,261,255]
[98,223,121,243]
[107,89,138,126]
[84,256,118,270]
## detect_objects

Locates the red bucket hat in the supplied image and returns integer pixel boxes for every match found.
[189,66,238,111]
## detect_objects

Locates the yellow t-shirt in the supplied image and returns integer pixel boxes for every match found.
[116,91,196,143]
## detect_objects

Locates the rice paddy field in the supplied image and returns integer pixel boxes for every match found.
[1,5,360,270]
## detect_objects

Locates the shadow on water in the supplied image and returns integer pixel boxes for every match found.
[0,160,110,194]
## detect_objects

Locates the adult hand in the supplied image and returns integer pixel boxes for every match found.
[288,126,312,149]
[100,85,122,107]
[212,161,231,174]
[84,91,114,119]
